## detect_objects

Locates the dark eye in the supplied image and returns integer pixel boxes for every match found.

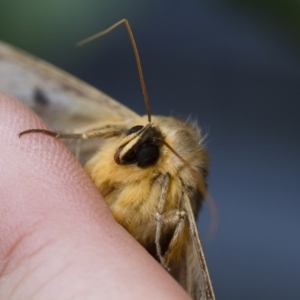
[137,144,159,167]
[127,125,143,135]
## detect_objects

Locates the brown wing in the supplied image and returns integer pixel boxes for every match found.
[0,41,139,161]
[181,192,215,300]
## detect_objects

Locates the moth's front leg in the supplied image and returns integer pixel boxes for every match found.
[155,209,187,270]
[154,173,187,270]
[19,123,127,160]
[72,123,127,159]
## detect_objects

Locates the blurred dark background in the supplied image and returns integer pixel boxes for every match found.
[1,1,300,299]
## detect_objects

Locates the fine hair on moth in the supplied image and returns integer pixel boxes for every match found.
[1,19,215,299]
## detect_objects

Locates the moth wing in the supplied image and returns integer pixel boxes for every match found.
[0,41,139,161]
[178,193,215,300]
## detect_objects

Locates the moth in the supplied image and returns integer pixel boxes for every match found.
[0,19,215,299]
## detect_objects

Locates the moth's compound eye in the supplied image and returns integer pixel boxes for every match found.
[137,144,159,167]
[127,125,143,135]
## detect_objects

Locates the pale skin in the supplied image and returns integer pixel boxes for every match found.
[0,92,190,300]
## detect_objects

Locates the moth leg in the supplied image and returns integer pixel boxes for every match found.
[155,173,171,270]
[19,124,127,140]
[154,173,186,269]
[161,209,186,262]
[76,124,127,139]
[155,207,187,270]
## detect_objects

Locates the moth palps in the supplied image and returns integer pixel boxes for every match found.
[0,19,215,299]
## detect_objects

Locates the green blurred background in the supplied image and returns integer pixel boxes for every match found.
[1,1,300,299]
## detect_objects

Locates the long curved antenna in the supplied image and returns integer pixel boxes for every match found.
[77,19,152,123]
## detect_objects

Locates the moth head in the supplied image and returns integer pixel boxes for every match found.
[114,123,164,168]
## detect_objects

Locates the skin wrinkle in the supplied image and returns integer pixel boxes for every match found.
[0,218,45,275]
[14,237,97,299]
[24,262,74,300]
[0,231,33,276]
[10,259,44,299]
[3,225,62,298]
[8,227,109,299]
[15,237,56,276]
